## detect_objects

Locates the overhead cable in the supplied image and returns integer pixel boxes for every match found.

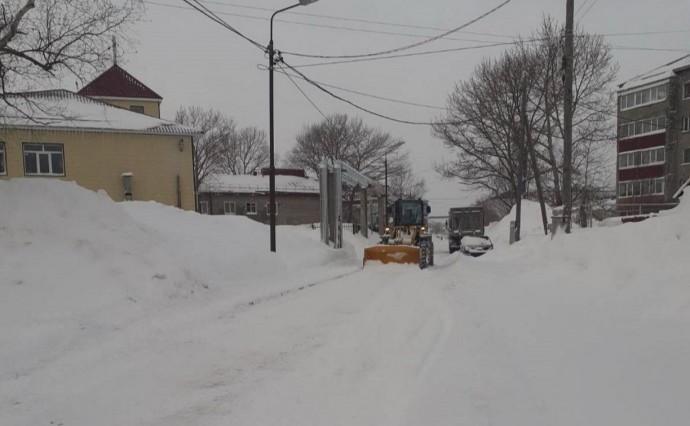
[281,0,513,59]
[180,0,265,51]
[280,60,461,126]
[259,65,445,110]
[196,0,515,39]
[277,64,327,118]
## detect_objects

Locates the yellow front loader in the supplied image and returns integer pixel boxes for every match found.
[363,199,434,269]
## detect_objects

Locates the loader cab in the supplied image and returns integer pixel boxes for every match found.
[391,199,429,227]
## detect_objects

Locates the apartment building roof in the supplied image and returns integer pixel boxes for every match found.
[619,54,690,91]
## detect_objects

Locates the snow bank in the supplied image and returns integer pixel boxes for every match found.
[0,179,363,419]
[485,200,549,248]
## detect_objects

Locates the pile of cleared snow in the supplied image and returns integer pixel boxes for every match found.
[485,200,549,248]
[0,180,197,317]
[0,179,363,394]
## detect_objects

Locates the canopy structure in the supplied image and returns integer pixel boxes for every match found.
[319,160,382,248]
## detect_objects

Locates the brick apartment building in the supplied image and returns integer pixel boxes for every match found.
[616,55,690,215]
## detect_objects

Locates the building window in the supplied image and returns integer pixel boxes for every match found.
[245,202,257,215]
[618,147,665,169]
[619,116,666,139]
[199,201,208,214]
[683,116,689,132]
[685,83,690,100]
[129,105,145,114]
[619,178,665,198]
[620,84,667,111]
[265,202,279,216]
[23,143,64,176]
[684,148,690,164]
[223,201,235,214]
[0,142,6,175]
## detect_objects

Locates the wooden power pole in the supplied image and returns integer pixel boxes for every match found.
[563,0,575,233]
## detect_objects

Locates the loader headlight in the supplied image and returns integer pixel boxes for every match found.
[421,226,426,232]
[385,227,390,233]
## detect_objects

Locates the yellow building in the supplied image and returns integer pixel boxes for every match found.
[0,66,199,210]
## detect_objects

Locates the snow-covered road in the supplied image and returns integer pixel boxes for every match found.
[2,179,690,425]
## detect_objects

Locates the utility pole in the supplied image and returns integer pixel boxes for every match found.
[384,155,389,226]
[563,0,575,233]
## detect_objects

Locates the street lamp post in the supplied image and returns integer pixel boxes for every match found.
[268,0,319,252]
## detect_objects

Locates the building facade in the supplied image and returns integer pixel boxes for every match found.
[0,64,199,210]
[198,169,321,225]
[616,55,690,215]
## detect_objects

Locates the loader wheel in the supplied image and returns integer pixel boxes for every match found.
[419,242,434,269]
[419,242,430,269]
[429,244,434,266]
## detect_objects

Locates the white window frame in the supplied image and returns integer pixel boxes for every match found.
[683,116,689,133]
[199,201,208,214]
[620,83,667,111]
[265,202,279,216]
[618,116,666,140]
[618,177,665,198]
[245,202,257,215]
[23,143,65,176]
[223,201,235,215]
[618,147,665,169]
[0,141,6,175]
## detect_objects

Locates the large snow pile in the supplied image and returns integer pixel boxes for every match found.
[0,179,364,424]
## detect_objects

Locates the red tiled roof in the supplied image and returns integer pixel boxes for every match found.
[77,64,162,100]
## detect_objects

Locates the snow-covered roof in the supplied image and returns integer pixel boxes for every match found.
[618,54,690,91]
[200,173,320,194]
[1,90,199,135]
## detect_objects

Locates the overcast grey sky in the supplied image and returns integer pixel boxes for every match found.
[118,0,690,214]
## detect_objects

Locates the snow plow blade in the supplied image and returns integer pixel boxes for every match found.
[363,245,420,266]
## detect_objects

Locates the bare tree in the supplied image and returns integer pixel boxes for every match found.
[223,126,269,175]
[535,17,618,208]
[174,106,235,191]
[434,44,548,240]
[434,17,617,233]
[0,0,141,119]
[286,113,422,221]
[389,159,427,200]
[433,54,525,212]
[286,113,410,183]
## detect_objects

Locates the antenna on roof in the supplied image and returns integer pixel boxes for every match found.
[112,36,118,66]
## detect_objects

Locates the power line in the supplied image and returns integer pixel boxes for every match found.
[288,41,520,68]
[143,0,510,45]
[574,0,591,17]
[277,64,327,118]
[286,39,690,69]
[196,0,515,39]
[179,0,265,51]
[611,45,690,53]
[153,1,690,44]
[280,60,459,126]
[578,0,598,20]
[149,2,690,52]
[262,65,445,110]
[282,0,513,59]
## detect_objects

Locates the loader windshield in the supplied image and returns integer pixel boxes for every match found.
[396,201,423,226]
